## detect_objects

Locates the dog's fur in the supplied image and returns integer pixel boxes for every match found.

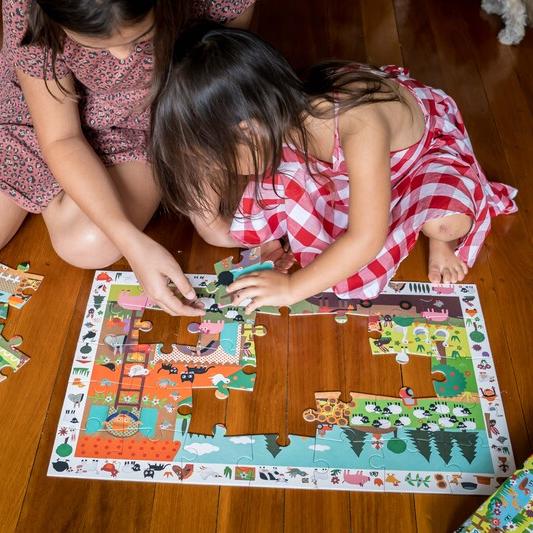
[482,0,533,44]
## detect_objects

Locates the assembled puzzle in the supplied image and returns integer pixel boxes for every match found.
[0,262,43,381]
[48,249,515,494]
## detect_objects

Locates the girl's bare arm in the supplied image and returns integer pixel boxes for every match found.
[229,107,391,311]
[18,70,201,315]
[287,108,391,301]
[189,187,241,248]
[17,71,139,243]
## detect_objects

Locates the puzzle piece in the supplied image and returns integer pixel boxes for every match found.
[0,262,43,314]
[0,262,42,381]
[0,323,28,381]
[206,248,274,310]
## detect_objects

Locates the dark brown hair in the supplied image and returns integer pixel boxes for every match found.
[21,0,192,98]
[151,22,403,219]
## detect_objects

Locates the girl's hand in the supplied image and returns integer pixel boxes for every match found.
[228,270,295,314]
[124,232,205,317]
[259,239,295,273]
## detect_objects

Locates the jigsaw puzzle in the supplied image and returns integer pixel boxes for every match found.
[0,262,42,381]
[48,250,514,494]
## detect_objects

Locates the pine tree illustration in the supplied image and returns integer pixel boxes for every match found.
[433,431,454,465]
[265,434,282,458]
[451,431,478,464]
[405,430,432,462]
[341,428,367,457]
[511,511,530,528]
[93,295,104,310]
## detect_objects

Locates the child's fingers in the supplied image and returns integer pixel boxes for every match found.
[227,273,261,293]
[232,287,260,305]
[245,296,267,314]
[152,283,205,317]
[167,268,197,301]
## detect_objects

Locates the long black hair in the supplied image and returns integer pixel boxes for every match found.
[21,0,192,97]
[151,22,403,218]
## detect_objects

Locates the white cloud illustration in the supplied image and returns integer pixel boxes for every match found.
[184,442,220,456]
[229,436,256,445]
[309,444,331,452]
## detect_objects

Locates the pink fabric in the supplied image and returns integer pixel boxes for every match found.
[0,0,255,213]
[230,65,518,299]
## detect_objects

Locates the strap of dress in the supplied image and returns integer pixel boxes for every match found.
[332,101,342,169]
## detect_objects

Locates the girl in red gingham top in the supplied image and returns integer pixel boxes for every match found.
[151,23,518,313]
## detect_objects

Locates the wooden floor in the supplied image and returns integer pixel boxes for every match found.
[0,1,531,531]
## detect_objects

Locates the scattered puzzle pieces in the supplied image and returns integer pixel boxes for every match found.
[0,261,42,381]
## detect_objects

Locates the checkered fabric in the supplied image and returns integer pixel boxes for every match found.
[230,66,518,299]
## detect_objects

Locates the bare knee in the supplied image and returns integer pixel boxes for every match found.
[422,214,473,242]
[0,198,28,249]
[51,227,122,269]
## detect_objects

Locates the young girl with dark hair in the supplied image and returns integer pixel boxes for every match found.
[151,23,517,313]
[0,0,255,316]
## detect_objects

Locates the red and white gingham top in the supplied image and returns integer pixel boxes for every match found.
[230,66,518,299]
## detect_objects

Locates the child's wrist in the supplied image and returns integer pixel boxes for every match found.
[286,275,304,306]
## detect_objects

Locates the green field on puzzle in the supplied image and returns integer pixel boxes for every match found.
[42,249,514,493]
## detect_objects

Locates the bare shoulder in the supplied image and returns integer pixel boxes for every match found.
[339,103,392,149]
[339,82,425,153]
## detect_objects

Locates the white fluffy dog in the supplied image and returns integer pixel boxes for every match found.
[482,0,533,44]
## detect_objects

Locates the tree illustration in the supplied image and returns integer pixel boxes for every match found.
[432,431,454,464]
[223,466,232,478]
[342,427,367,457]
[265,434,282,458]
[405,430,432,462]
[93,295,104,310]
[452,431,478,464]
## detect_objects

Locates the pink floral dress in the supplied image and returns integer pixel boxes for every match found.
[0,0,255,213]
[230,66,518,299]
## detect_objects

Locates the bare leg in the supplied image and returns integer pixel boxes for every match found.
[421,214,473,284]
[42,160,161,269]
[0,193,28,249]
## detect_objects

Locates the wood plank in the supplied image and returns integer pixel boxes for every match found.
[0,216,83,532]
[361,0,402,66]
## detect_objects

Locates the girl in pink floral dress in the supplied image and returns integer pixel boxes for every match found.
[0,0,255,315]
[150,24,518,312]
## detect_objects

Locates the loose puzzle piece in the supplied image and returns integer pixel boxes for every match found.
[0,323,27,382]
[0,261,42,382]
[48,250,514,493]
[0,262,43,318]
[206,248,275,309]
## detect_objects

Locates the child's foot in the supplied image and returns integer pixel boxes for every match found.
[428,239,468,284]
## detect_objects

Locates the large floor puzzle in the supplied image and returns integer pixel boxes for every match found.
[48,250,515,494]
